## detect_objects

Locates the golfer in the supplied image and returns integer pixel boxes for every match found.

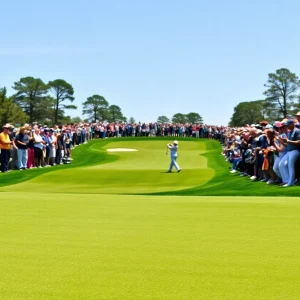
[167,140,181,172]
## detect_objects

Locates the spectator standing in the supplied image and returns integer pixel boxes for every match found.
[81,126,86,143]
[279,119,300,187]
[15,127,29,170]
[0,124,13,172]
[55,130,62,164]
[33,127,45,168]
[27,127,35,169]
[8,126,18,170]
[48,129,57,165]
[273,121,288,182]
[65,129,72,158]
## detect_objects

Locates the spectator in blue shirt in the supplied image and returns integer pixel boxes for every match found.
[279,119,300,187]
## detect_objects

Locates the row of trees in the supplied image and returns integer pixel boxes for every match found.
[157,112,203,124]
[1,77,204,126]
[82,95,126,123]
[230,68,300,126]
[0,77,127,126]
[0,77,76,125]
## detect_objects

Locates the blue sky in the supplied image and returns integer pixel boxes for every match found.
[1,0,300,125]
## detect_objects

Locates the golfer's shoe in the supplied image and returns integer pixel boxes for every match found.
[177,169,181,172]
[167,170,172,173]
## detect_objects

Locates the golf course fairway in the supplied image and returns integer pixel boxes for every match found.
[1,138,300,299]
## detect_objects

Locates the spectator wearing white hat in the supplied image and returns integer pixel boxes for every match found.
[0,124,13,172]
[295,111,300,123]
[167,140,181,173]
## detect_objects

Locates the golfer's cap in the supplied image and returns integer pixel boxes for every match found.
[174,140,178,144]
[286,119,295,125]
[295,111,300,116]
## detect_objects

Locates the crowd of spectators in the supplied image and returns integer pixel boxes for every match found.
[222,112,300,187]
[0,122,223,173]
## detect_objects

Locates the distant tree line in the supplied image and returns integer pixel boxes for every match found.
[0,76,126,126]
[156,112,203,124]
[229,68,300,126]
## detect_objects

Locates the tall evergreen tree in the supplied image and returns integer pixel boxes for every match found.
[12,77,49,123]
[171,113,187,123]
[108,105,126,123]
[185,112,203,124]
[48,79,76,124]
[0,87,28,125]
[264,68,300,118]
[157,116,170,123]
[82,95,109,122]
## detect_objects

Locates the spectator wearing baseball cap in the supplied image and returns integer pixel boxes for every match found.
[279,119,300,187]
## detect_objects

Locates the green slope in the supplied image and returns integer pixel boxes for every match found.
[1,139,214,194]
[1,137,300,195]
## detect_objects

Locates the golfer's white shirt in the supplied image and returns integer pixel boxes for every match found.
[170,145,178,157]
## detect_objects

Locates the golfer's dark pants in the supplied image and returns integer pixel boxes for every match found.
[0,149,10,172]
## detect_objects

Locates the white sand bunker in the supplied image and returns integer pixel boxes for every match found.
[107,148,138,152]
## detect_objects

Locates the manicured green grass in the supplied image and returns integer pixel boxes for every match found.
[2,139,214,194]
[1,138,300,299]
[2,137,300,195]
[1,194,300,299]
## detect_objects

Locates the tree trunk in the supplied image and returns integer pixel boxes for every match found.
[94,108,97,122]
[283,96,287,118]
[55,97,59,124]
[29,102,33,123]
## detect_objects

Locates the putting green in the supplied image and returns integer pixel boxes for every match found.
[1,193,300,299]
[4,140,214,194]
